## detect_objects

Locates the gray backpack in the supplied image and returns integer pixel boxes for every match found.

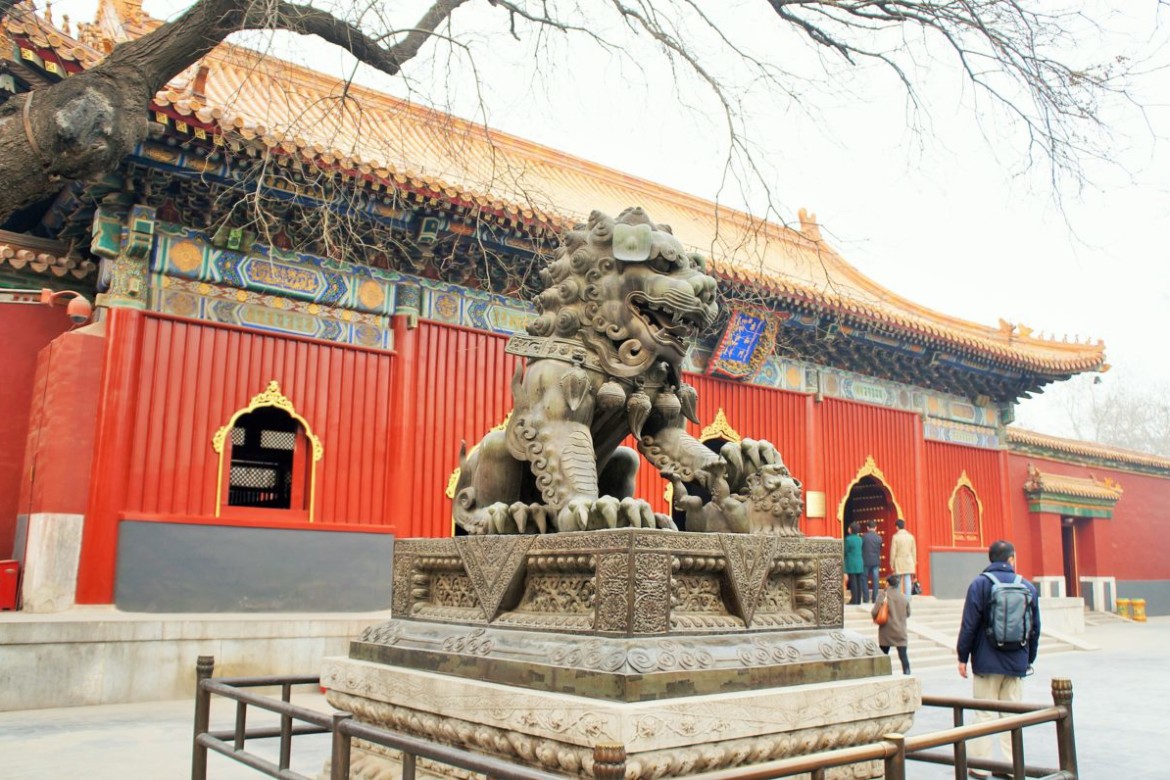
[983,572,1034,648]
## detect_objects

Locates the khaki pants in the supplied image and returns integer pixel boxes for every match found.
[969,673,1023,764]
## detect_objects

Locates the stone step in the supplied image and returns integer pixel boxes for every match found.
[1084,609,1131,626]
[841,597,1084,670]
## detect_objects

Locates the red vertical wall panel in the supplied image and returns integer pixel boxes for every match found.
[18,331,105,518]
[395,322,519,538]
[922,441,1007,552]
[0,306,73,557]
[94,311,396,531]
[820,398,918,539]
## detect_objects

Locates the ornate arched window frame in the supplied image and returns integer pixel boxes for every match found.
[212,381,323,522]
[948,470,984,545]
[698,408,743,445]
[835,456,906,524]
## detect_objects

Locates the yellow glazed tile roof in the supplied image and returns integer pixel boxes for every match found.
[5,3,1108,375]
[1022,462,1123,502]
[0,229,95,279]
[1009,428,1170,472]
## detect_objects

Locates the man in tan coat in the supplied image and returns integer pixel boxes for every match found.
[889,518,917,597]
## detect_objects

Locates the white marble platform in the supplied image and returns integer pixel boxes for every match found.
[322,656,920,779]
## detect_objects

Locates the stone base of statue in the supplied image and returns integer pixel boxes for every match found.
[322,529,920,779]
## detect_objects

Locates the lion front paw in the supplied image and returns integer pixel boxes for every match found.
[483,502,551,534]
[554,496,657,532]
[719,437,786,489]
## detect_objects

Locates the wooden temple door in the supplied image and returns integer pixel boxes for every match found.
[842,475,899,578]
[1062,520,1080,598]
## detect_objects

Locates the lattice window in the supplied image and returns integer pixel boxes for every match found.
[952,484,981,544]
[260,430,297,450]
[226,406,302,511]
[214,381,322,522]
[230,465,279,488]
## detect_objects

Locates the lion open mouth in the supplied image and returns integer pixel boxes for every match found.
[626,290,706,351]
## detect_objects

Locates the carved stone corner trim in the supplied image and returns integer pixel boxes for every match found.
[457,535,535,620]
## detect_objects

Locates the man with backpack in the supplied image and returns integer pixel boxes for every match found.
[956,540,1041,778]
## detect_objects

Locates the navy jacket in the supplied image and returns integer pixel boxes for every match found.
[861,531,882,567]
[956,561,1041,676]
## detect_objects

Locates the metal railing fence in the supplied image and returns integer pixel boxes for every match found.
[192,655,1075,780]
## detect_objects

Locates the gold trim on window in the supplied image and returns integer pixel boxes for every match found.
[699,408,742,444]
[835,455,906,523]
[948,470,984,545]
[213,381,323,522]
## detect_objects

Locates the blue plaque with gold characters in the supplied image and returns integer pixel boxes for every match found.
[708,307,779,380]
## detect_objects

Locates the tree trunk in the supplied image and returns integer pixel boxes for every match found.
[1,0,239,223]
[0,0,466,224]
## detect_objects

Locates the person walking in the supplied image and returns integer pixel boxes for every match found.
[889,518,917,597]
[956,540,1041,779]
[861,520,882,602]
[844,522,865,605]
[872,574,911,674]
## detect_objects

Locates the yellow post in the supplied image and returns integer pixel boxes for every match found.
[1131,598,1147,622]
[1116,597,1132,620]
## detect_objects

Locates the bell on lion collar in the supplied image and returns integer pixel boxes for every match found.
[654,388,681,424]
[597,379,626,411]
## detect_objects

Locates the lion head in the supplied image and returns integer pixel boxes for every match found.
[746,463,803,535]
[527,207,718,377]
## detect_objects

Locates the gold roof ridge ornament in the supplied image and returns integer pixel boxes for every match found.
[212,380,323,522]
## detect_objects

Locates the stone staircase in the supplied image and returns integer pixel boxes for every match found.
[1083,607,1131,627]
[843,597,1085,670]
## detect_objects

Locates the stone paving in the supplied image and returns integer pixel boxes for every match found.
[0,616,1165,779]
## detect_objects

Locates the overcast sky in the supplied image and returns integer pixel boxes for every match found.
[44,0,1170,438]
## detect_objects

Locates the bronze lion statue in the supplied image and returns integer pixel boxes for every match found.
[452,207,801,535]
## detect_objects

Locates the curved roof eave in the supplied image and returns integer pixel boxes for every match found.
[5,7,1107,378]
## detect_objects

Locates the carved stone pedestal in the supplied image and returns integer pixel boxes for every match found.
[324,658,917,779]
[322,530,920,778]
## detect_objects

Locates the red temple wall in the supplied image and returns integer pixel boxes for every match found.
[922,441,1009,551]
[819,398,919,528]
[120,312,396,523]
[1006,452,1170,581]
[19,329,104,517]
[76,309,396,602]
[0,306,74,557]
[393,321,519,538]
[65,310,1170,603]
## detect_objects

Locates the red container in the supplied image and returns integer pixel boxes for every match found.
[0,560,19,610]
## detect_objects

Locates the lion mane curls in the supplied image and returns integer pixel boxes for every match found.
[527,207,702,344]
